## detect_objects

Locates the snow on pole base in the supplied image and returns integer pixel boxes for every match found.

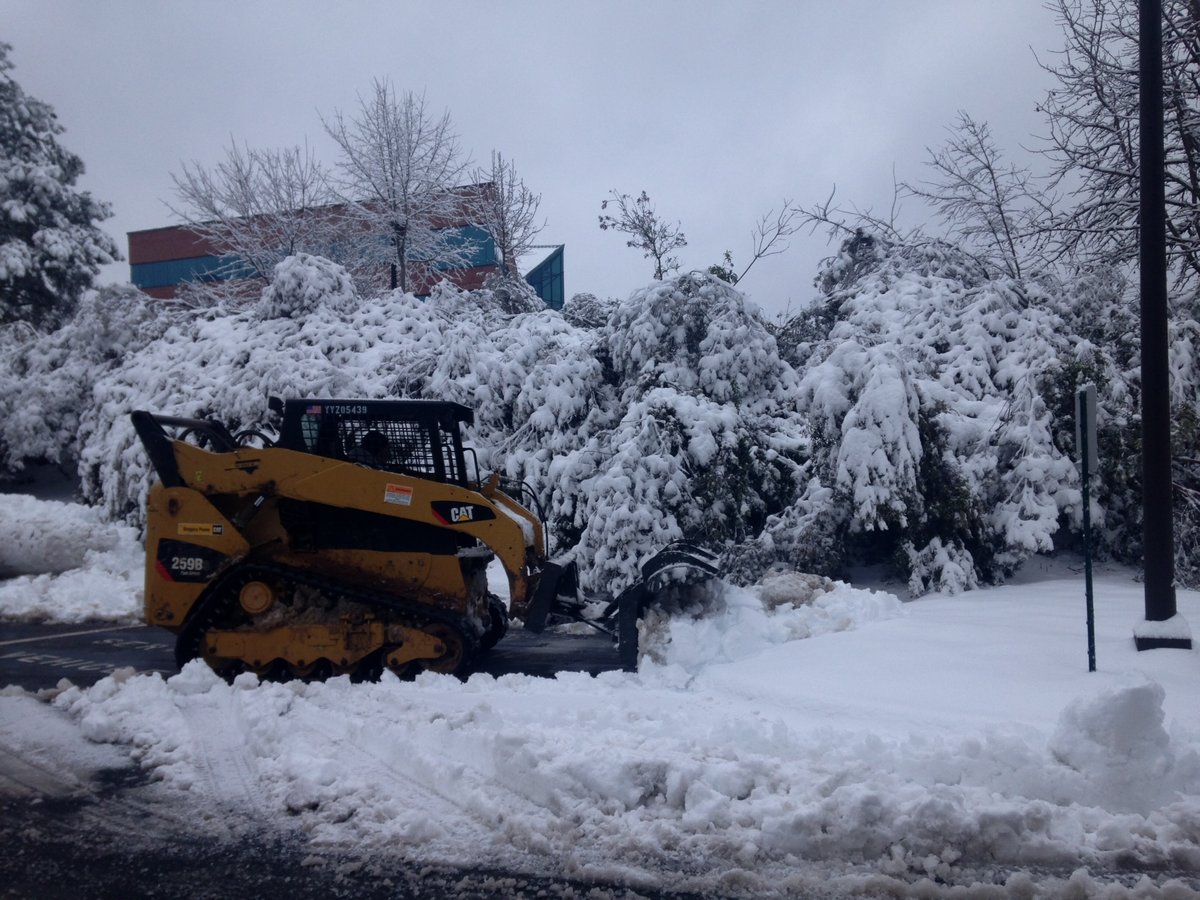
[1133,612,1193,650]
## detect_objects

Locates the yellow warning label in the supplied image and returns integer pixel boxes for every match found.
[384,484,414,507]
[178,523,224,536]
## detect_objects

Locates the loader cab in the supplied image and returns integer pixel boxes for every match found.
[274,398,477,487]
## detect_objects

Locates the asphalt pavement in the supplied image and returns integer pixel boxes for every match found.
[0,621,174,691]
[0,620,626,692]
[0,621,712,900]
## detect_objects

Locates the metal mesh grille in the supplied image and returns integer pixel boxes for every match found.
[299,415,321,451]
[340,417,462,482]
[291,405,469,485]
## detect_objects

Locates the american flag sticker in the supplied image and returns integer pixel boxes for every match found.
[384,484,413,506]
[305,404,323,414]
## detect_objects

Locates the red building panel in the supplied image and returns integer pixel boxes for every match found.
[139,285,180,300]
[444,265,497,292]
[129,185,508,298]
[128,225,220,265]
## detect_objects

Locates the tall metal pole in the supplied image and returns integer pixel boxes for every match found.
[1136,0,1190,649]
[1081,395,1096,672]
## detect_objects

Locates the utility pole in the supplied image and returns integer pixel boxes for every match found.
[1077,385,1098,671]
[1135,0,1191,650]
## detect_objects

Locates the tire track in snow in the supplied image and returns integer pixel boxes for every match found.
[176,688,275,835]
[282,688,549,861]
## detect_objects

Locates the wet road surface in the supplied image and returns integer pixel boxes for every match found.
[0,621,626,692]
[0,622,725,900]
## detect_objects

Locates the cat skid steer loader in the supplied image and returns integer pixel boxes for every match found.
[132,398,718,680]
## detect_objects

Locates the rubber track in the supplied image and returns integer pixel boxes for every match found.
[174,561,481,678]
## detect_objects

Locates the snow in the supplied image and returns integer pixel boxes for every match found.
[1,242,1199,893]
[1135,614,1195,642]
[0,494,141,622]
[3,501,1200,896]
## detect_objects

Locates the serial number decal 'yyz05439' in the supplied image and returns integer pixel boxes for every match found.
[154,539,228,584]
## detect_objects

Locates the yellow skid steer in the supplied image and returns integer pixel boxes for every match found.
[132,398,718,680]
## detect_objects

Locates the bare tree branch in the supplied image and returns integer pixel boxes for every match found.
[1036,0,1200,296]
[469,151,544,275]
[793,183,909,246]
[905,112,1056,279]
[598,190,687,280]
[737,201,803,283]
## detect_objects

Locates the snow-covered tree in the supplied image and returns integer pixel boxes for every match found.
[323,81,475,293]
[0,42,119,329]
[830,347,924,532]
[475,271,545,316]
[575,273,807,587]
[257,253,357,320]
[768,233,1088,592]
[561,292,614,330]
[9,211,1200,594]
[0,283,173,476]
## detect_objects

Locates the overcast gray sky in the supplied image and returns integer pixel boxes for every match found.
[5,1,1065,318]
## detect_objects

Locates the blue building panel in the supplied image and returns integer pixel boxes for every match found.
[525,246,564,310]
[428,225,496,269]
[130,255,249,290]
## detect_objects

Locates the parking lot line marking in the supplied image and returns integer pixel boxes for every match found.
[0,623,147,647]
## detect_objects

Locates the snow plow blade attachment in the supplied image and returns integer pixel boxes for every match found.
[523,559,580,634]
[523,542,721,670]
[634,542,722,592]
[614,542,722,670]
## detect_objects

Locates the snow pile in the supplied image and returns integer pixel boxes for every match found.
[1049,679,1200,816]
[4,506,1199,895]
[0,689,134,792]
[638,578,903,672]
[0,493,141,621]
[46,589,1200,894]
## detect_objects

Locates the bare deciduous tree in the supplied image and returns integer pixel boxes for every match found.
[1037,0,1200,292]
[906,112,1054,279]
[470,151,544,275]
[169,140,334,288]
[598,190,687,280]
[323,80,474,293]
